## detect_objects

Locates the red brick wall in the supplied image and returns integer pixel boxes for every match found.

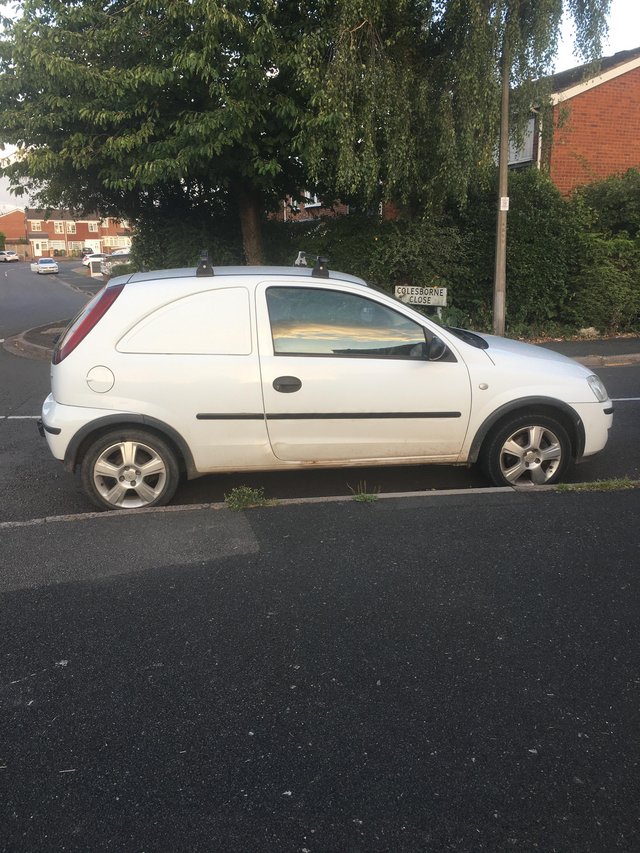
[549,65,640,195]
[0,209,26,241]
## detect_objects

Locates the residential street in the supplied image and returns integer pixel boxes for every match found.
[1,4,639,848]
[1,489,639,851]
[1,259,639,851]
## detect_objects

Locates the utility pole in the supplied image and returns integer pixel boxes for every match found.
[493,29,510,337]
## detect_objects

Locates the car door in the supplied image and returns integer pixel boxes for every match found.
[256,282,472,463]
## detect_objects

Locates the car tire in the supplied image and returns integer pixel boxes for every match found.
[80,429,180,511]
[480,413,571,487]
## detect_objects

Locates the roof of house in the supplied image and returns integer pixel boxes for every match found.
[548,46,640,103]
[25,208,99,220]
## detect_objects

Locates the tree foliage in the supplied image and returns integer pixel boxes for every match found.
[575,168,640,238]
[0,0,319,260]
[0,0,612,260]
[304,0,612,210]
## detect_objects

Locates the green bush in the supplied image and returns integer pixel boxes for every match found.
[567,234,640,332]
[576,168,640,238]
[452,169,588,334]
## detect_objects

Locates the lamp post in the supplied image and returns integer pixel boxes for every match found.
[493,28,510,337]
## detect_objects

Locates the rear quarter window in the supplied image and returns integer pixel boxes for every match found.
[117,287,252,355]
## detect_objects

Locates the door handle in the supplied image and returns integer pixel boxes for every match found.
[273,375,302,393]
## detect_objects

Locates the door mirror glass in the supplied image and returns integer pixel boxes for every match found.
[428,336,448,361]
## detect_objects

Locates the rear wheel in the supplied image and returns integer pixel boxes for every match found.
[481,414,571,487]
[80,429,180,510]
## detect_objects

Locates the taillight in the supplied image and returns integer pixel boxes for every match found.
[53,283,125,364]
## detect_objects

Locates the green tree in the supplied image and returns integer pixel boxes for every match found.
[0,0,318,262]
[304,0,612,211]
[0,1,611,263]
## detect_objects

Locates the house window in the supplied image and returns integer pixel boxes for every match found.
[301,192,321,208]
[54,221,64,234]
[88,222,98,232]
[67,222,76,234]
[30,221,41,231]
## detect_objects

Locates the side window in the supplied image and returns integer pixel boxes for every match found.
[266,286,427,358]
[118,287,251,355]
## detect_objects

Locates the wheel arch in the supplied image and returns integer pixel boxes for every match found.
[64,415,198,479]
[468,397,585,464]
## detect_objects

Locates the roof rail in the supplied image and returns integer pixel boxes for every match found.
[196,250,214,277]
[293,251,330,278]
[312,257,329,278]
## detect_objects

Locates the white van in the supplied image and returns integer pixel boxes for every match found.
[39,259,613,510]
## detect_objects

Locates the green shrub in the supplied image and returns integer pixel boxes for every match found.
[576,168,640,238]
[453,168,587,333]
[567,234,640,332]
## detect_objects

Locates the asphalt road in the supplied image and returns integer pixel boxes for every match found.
[1,489,639,851]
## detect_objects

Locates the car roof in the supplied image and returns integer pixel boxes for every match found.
[110,265,369,287]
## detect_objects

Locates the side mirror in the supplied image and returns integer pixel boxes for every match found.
[428,336,448,361]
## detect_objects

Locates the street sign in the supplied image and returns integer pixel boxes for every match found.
[394,285,447,306]
[88,260,103,279]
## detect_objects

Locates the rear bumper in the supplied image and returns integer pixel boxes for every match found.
[41,394,128,465]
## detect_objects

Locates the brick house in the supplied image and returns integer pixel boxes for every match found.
[23,209,133,258]
[0,207,28,253]
[510,47,640,194]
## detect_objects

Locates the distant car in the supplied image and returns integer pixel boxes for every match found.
[101,251,132,275]
[30,258,59,274]
[0,250,19,262]
[82,253,108,266]
[110,248,131,256]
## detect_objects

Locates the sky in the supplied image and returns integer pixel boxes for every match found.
[0,0,639,208]
[554,0,640,71]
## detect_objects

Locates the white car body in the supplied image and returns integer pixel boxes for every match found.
[0,250,19,262]
[30,258,59,274]
[40,264,613,509]
[101,252,131,275]
[82,253,108,266]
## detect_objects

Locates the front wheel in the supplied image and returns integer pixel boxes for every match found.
[480,414,571,487]
[80,429,180,510]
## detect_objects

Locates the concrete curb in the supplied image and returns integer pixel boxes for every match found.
[2,325,64,360]
[2,331,54,361]
[576,352,640,367]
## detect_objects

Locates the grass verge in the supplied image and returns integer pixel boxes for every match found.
[556,478,638,492]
